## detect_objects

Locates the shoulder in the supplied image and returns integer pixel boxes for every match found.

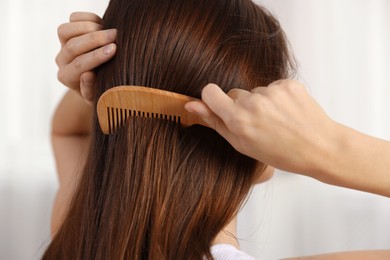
[210,244,257,260]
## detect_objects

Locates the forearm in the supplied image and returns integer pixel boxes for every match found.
[50,90,93,234]
[285,250,390,260]
[52,90,93,136]
[313,123,390,197]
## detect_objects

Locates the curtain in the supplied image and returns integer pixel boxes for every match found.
[0,0,388,259]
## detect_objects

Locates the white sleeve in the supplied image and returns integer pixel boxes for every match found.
[210,244,258,260]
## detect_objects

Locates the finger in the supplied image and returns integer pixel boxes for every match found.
[267,79,306,94]
[57,43,117,88]
[58,21,103,46]
[185,100,236,142]
[56,29,117,66]
[201,84,236,122]
[185,100,214,121]
[226,88,251,100]
[267,79,286,87]
[250,86,268,95]
[185,100,226,132]
[80,72,96,105]
[69,12,103,23]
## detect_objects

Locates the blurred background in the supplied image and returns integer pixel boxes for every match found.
[0,0,389,259]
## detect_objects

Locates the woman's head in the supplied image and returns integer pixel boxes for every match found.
[43,0,293,259]
[96,0,292,97]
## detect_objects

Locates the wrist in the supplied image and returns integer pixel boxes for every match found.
[309,121,369,189]
[305,120,345,183]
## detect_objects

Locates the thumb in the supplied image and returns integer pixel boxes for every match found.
[185,100,224,132]
[185,83,232,131]
[200,83,235,122]
[185,100,235,145]
[80,71,97,106]
[185,85,237,144]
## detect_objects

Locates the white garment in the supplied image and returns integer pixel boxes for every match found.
[210,244,257,260]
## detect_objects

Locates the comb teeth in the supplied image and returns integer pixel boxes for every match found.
[107,107,181,134]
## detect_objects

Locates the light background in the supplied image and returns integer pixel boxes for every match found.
[0,0,389,259]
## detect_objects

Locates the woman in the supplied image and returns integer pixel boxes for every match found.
[45,0,293,259]
[53,8,390,260]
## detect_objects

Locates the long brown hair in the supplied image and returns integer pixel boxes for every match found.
[44,0,294,259]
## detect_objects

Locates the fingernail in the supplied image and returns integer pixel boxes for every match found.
[106,29,117,41]
[103,43,115,55]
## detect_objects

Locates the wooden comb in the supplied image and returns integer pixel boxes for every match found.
[97,86,208,134]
